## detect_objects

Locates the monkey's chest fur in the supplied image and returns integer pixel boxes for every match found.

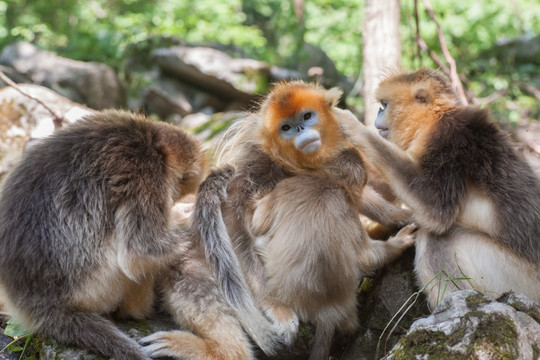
[252,173,365,324]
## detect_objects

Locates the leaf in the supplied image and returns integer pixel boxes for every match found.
[4,319,31,338]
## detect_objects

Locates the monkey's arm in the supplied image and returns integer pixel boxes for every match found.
[339,112,462,234]
[223,147,299,344]
[359,185,412,227]
[114,192,188,282]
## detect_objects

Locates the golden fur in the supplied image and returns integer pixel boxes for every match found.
[341,69,540,308]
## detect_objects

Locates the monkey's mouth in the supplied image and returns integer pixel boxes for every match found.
[376,127,389,138]
[299,138,321,154]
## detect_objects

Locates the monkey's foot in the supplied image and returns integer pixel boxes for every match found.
[141,330,252,360]
[389,223,418,248]
[141,331,209,360]
[264,304,299,347]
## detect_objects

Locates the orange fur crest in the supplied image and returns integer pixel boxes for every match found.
[259,81,345,170]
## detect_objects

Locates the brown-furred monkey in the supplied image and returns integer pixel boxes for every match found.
[143,81,416,360]
[339,68,540,308]
[0,110,207,360]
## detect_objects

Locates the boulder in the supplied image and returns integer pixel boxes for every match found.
[385,290,540,359]
[0,42,125,109]
[0,84,91,179]
[151,45,269,107]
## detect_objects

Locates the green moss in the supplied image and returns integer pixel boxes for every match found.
[533,345,539,359]
[465,292,489,310]
[121,319,154,337]
[501,295,540,323]
[391,312,518,359]
[190,112,236,140]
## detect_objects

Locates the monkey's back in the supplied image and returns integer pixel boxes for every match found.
[419,107,540,262]
[0,111,170,305]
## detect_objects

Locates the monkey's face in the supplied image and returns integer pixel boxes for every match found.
[260,83,343,170]
[374,70,459,152]
[278,109,322,155]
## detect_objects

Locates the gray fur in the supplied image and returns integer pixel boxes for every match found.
[0,110,205,359]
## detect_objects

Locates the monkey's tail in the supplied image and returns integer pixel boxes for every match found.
[192,166,280,356]
[35,307,150,360]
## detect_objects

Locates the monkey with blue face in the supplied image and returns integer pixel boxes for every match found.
[340,69,540,308]
[142,81,416,360]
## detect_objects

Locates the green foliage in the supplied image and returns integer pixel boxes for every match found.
[2,319,34,360]
[0,0,538,122]
[401,0,540,123]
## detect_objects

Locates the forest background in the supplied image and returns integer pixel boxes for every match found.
[0,0,539,124]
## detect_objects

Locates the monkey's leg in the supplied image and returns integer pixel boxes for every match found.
[116,276,155,320]
[415,227,540,309]
[142,253,253,360]
[38,309,150,360]
[309,323,334,360]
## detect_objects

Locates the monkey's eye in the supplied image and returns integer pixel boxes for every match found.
[303,112,312,121]
[281,124,291,131]
[378,100,388,115]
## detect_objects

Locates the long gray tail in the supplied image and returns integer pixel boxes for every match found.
[37,308,149,360]
[192,166,279,355]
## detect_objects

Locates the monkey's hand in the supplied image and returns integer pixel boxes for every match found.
[263,302,299,347]
[334,107,376,151]
[387,223,418,249]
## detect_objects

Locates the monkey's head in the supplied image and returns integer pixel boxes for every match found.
[259,81,346,170]
[374,69,460,152]
[154,122,209,201]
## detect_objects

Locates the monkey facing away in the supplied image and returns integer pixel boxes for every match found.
[0,110,207,360]
[339,69,540,308]
[142,81,416,360]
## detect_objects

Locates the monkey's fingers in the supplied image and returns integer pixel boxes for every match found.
[141,331,206,359]
[390,223,418,247]
[333,108,363,133]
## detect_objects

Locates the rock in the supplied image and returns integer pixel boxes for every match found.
[151,45,270,106]
[385,290,540,359]
[0,65,30,87]
[181,110,241,149]
[294,43,345,90]
[27,313,177,360]
[142,75,229,119]
[0,84,91,179]
[0,42,125,109]
[493,34,540,66]
[341,248,430,360]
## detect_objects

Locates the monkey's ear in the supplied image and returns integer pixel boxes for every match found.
[325,87,343,107]
[414,88,431,104]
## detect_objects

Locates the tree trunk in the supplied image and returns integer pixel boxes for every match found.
[362,0,401,127]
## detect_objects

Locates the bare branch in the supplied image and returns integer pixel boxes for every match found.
[414,0,422,63]
[519,82,540,100]
[421,0,469,105]
[0,70,64,129]
[476,89,509,105]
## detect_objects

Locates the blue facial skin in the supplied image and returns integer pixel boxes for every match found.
[375,101,389,138]
[279,110,322,154]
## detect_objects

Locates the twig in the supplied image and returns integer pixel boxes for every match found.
[421,0,469,105]
[0,70,63,129]
[413,0,422,63]
[476,89,509,105]
[519,82,540,100]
